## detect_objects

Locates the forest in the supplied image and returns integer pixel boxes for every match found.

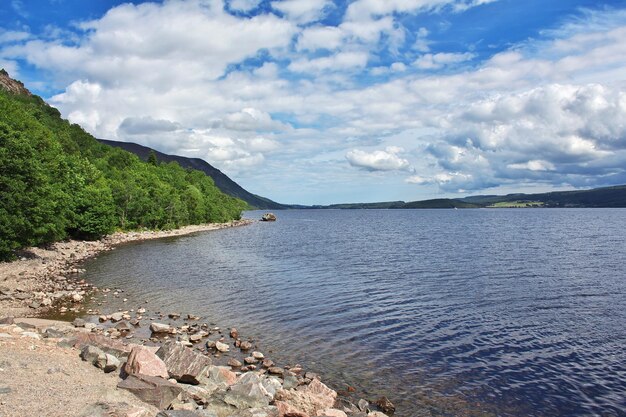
[0,88,247,261]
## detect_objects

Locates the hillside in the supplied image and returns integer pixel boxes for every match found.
[98,139,288,210]
[310,185,626,209]
[460,185,626,207]
[0,70,247,260]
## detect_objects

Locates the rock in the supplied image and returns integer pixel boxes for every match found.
[252,351,264,360]
[228,358,243,368]
[85,323,97,331]
[110,312,125,322]
[72,293,83,303]
[274,401,309,417]
[224,380,270,409]
[367,413,388,417]
[0,317,14,325]
[70,333,133,358]
[118,374,182,410]
[156,341,211,385]
[189,334,203,343]
[239,341,253,351]
[230,328,239,338]
[275,379,337,416]
[357,399,369,412]
[157,411,217,417]
[262,359,274,368]
[261,213,277,222]
[80,345,106,364]
[283,374,299,390]
[261,377,283,399]
[318,410,347,417]
[228,407,279,417]
[124,346,169,378]
[98,315,108,323]
[150,322,175,334]
[374,397,395,414]
[179,384,215,405]
[41,297,52,306]
[268,367,284,376]
[115,321,133,332]
[215,341,229,352]
[73,318,86,327]
[244,357,257,364]
[206,365,238,386]
[95,353,120,373]
[168,313,181,319]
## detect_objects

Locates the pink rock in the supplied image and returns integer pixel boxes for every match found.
[124,346,168,378]
[275,400,310,417]
[275,379,338,416]
[302,379,337,408]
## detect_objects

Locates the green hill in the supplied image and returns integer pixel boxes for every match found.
[0,70,246,260]
[97,139,289,210]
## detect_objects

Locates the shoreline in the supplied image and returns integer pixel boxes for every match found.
[0,219,393,417]
[0,219,253,319]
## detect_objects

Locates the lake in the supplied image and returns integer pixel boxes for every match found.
[81,209,626,417]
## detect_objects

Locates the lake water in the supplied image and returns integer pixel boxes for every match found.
[81,209,626,417]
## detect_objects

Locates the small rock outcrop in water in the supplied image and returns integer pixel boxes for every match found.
[261,213,277,221]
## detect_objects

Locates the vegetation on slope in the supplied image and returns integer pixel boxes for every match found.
[97,139,289,210]
[0,78,246,261]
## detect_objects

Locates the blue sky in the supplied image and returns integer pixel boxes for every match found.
[2,0,626,204]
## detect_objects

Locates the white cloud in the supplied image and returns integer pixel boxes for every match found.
[414,52,475,69]
[221,108,289,132]
[271,0,333,24]
[288,51,369,73]
[346,146,411,171]
[296,26,344,51]
[508,160,556,171]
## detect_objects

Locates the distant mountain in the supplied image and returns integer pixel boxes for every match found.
[97,139,289,210]
[459,185,626,208]
[309,184,626,209]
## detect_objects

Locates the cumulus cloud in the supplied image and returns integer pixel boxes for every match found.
[414,52,475,69]
[346,146,412,171]
[271,0,333,24]
[220,108,289,132]
[229,0,262,12]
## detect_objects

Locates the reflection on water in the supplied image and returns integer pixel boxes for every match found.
[80,209,626,417]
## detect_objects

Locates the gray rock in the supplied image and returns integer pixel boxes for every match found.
[357,399,370,412]
[150,322,175,334]
[118,374,182,410]
[215,341,229,352]
[224,380,270,409]
[99,353,120,373]
[261,377,283,399]
[80,345,106,365]
[110,312,124,322]
[0,317,14,325]
[180,384,215,405]
[228,406,279,417]
[283,374,299,390]
[72,318,86,327]
[156,341,211,385]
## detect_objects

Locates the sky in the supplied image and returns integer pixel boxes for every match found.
[1,0,626,205]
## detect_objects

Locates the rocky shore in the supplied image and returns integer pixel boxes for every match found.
[0,222,395,417]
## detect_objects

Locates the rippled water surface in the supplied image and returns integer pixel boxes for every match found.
[82,209,626,416]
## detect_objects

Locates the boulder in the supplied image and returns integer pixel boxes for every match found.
[274,379,337,416]
[224,380,271,409]
[215,341,229,352]
[261,213,277,222]
[110,312,125,322]
[150,322,175,334]
[228,407,280,417]
[261,377,283,399]
[228,358,243,368]
[156,341,211,385]
[274,401,309,417]
[374,397,395,414]
[124,346,169,378]
[95,353,120,373]
[80,345,106,365]
[118,374,182,410]
[70,333,133,359]
[206,365,238,386]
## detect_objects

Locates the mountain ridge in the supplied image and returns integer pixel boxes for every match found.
[96,139,288,210]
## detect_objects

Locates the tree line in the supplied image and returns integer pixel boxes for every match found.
[0,90,247,260]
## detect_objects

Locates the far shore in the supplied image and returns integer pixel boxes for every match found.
[0,219,253,318]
